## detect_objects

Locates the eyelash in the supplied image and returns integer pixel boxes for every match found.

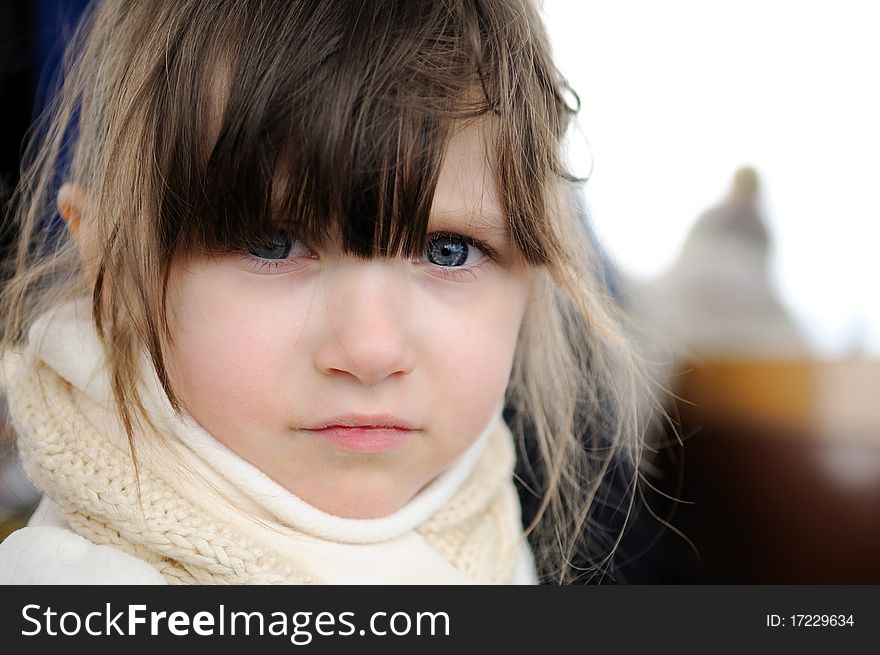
[420,232,498,282]
[239,232,499,281]
[240,251,315,273]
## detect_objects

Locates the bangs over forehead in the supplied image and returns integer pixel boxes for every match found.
[137,0,570,262]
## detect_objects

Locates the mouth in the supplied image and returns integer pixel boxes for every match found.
[300,414,419,453]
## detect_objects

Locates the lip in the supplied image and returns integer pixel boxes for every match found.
[300,414,419,453]
[303,414,417,431]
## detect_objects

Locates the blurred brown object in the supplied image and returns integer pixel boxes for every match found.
[675,359,816,433]
[661,358,880,583]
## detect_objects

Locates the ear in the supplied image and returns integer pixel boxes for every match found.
[57,182,101,283]
[57,182,87,236]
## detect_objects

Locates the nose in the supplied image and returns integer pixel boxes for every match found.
[314,258,415,385]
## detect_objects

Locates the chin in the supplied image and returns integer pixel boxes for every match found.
[298,481,416,520]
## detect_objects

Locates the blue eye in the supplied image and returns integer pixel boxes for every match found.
[248,235,294,260]
[426,234,473,267]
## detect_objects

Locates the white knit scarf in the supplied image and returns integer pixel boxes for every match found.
[4,300,535,584]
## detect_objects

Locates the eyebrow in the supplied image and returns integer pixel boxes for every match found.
[428,208,510,237]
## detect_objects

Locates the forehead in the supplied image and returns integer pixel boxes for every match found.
[431,120,506,234]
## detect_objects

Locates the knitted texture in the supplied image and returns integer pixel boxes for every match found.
[3,306,527,584]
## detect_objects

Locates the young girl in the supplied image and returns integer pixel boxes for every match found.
[0,0,651,584]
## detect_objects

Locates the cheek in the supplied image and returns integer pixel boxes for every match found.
[419,274,531,432]
[165,264,312,419]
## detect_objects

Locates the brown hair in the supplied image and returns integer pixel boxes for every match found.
[2,0,655,583]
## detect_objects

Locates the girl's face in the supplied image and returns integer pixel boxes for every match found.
[166,122,536,518]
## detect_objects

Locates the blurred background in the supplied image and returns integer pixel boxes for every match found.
[1,1,878,582]
[542,0,880,583]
